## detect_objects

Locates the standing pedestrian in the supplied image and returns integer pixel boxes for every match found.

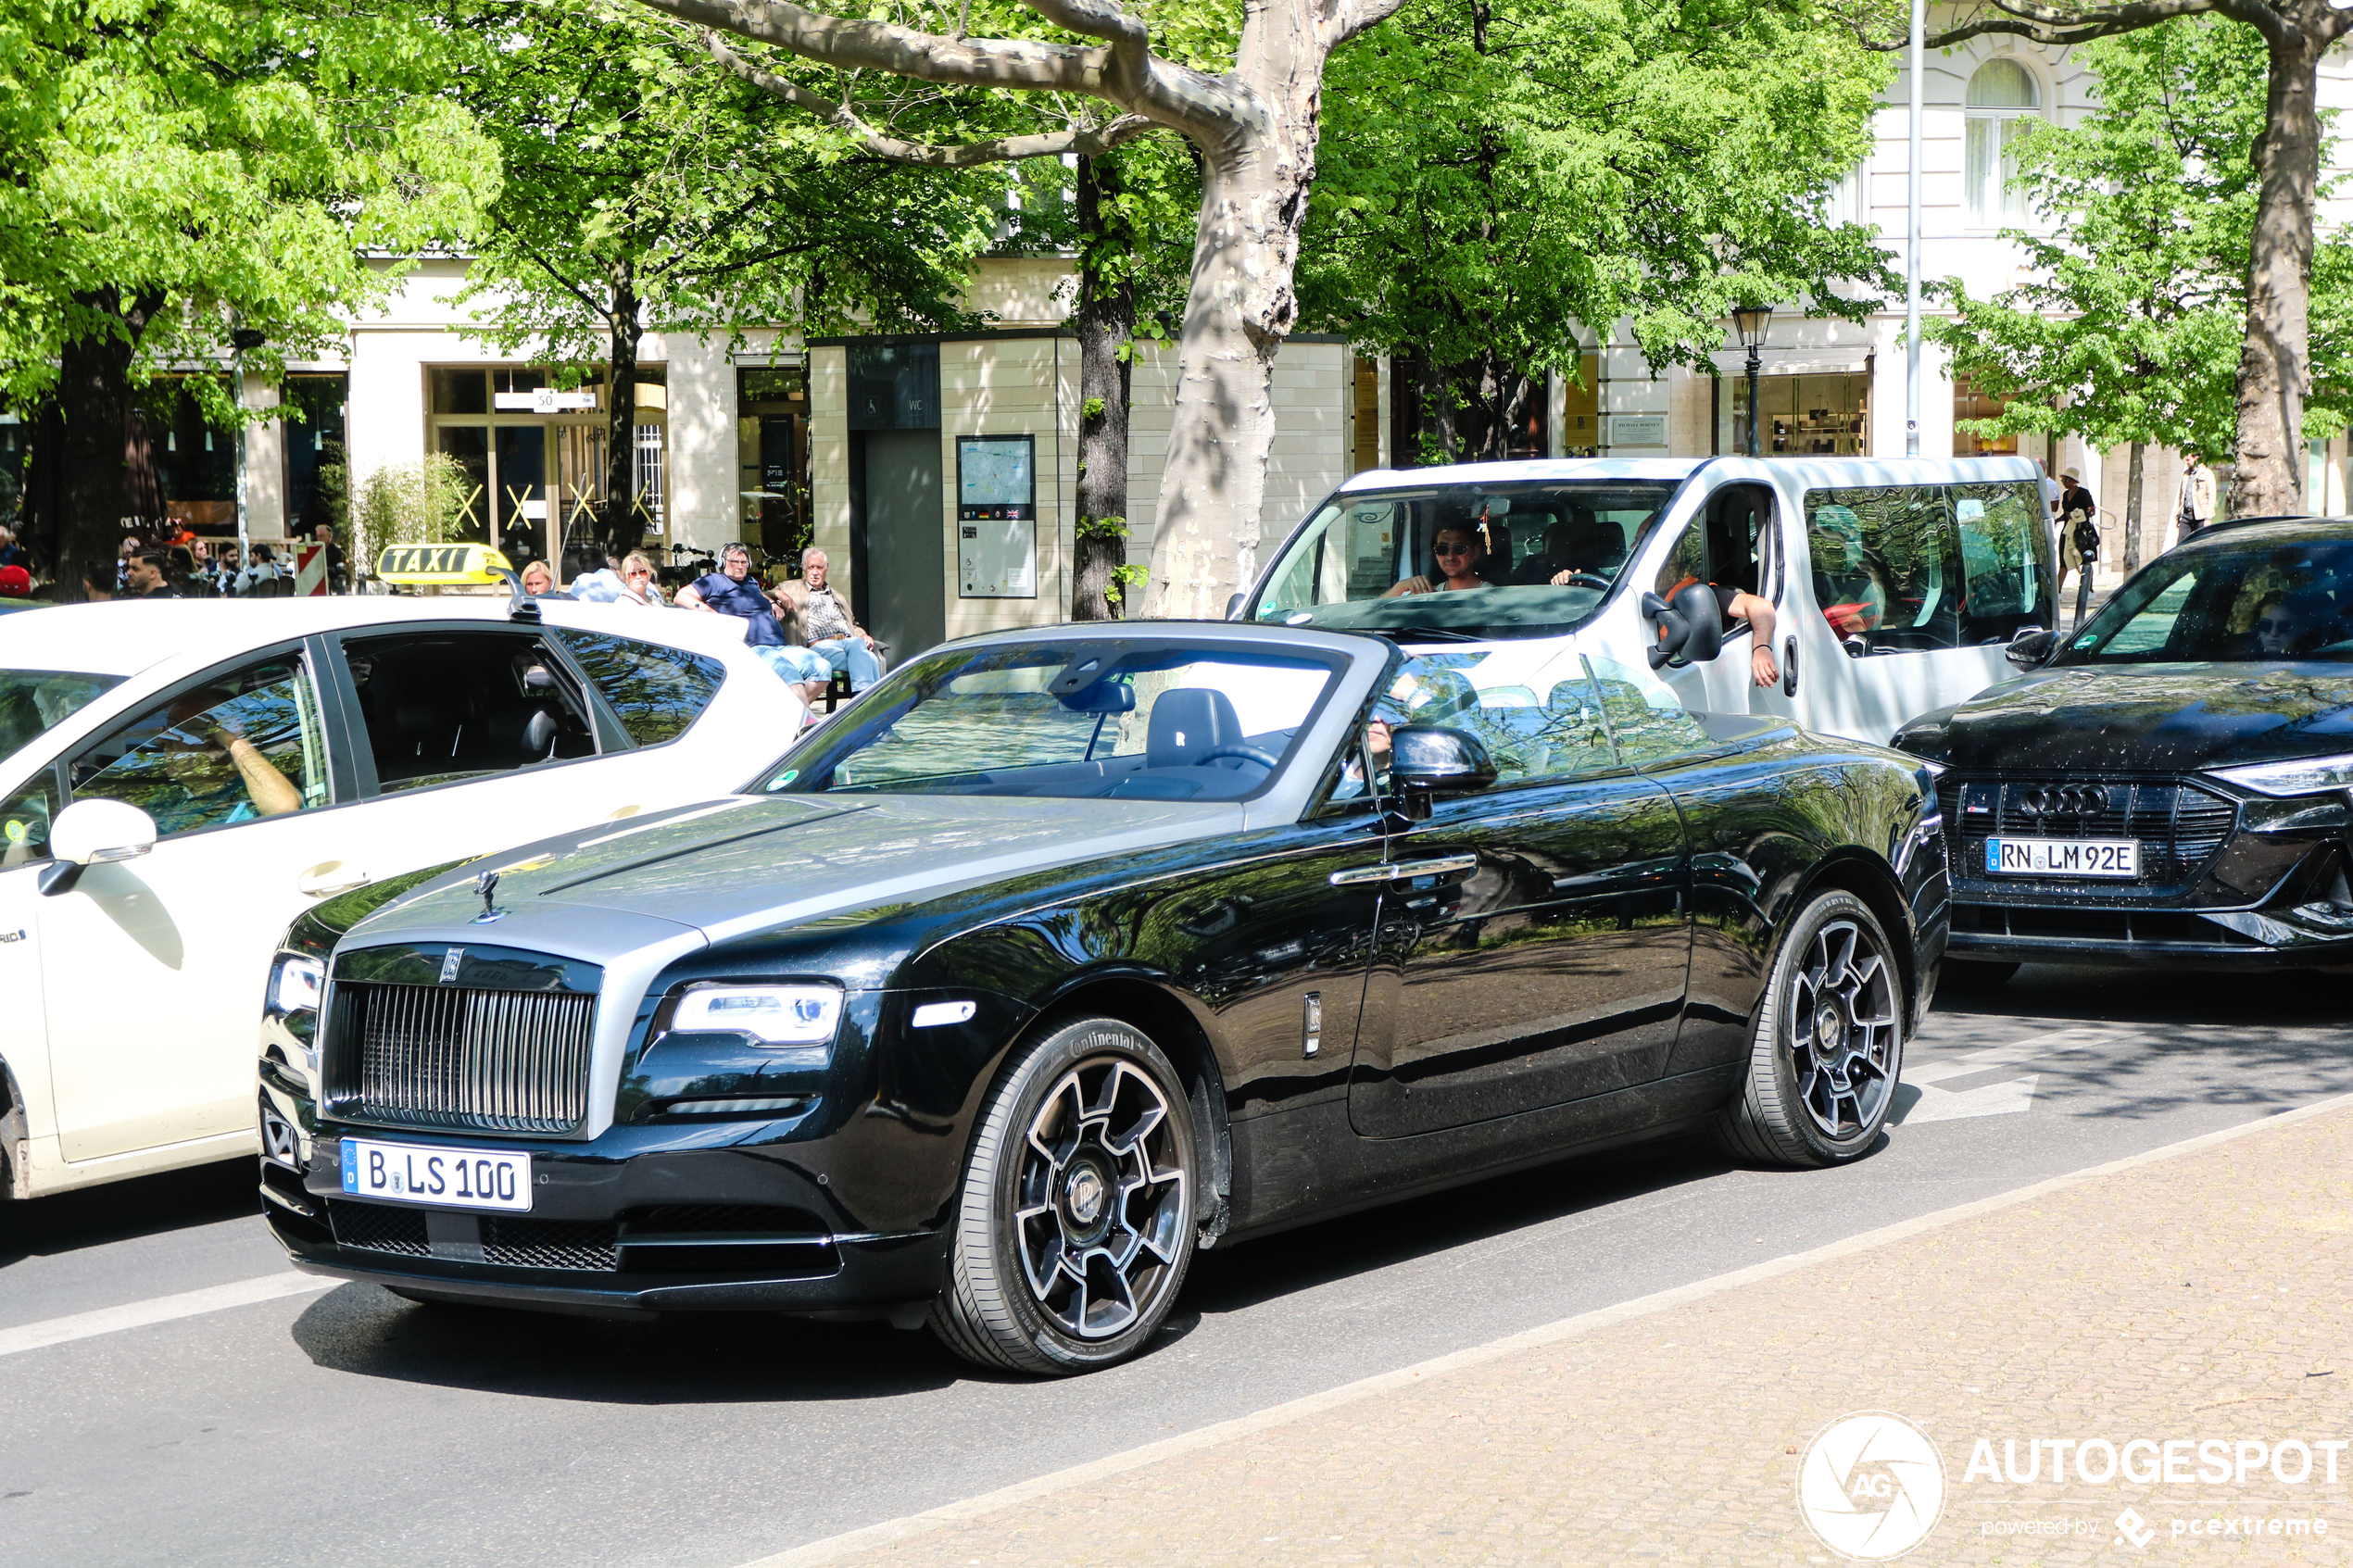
[2054,467,2099,623]
[2175,453,2216,546]
[313,523,346,594]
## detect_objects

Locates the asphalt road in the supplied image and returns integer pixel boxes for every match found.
[2,962,2347,1568]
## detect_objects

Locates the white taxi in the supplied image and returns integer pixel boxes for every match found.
[0,566,805,1198]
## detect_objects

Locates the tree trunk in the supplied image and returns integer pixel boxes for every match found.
[1072,154,1137,622]
[2123,440,2146,575]
[18,395,63,582]
[599,260,641,571]
[2233,34,2323,514]
[1416,353,1457,465]
[54,287,163,604]
[1142,13,1327,621]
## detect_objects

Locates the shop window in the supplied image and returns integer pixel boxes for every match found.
[431,368,488,415]
[283,374,346,536]
[1965,59,2042,228]
[140,378,238,531]
[1952,378,2021,457]
[1729,373,1869,458]
[739,363,809,557]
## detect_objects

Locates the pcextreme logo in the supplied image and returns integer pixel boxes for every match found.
[1796,1411,1949,1562]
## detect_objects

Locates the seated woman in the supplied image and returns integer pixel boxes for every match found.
[1382,522,1492,597]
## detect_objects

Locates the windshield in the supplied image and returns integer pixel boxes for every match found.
[2062,531,2353,663]
[1249,480,1681,640]
[0,669,123,761]
[760,640,1344,801]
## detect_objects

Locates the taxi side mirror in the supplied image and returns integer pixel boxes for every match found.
[1641,583,1724,670]
[39,798,158,897]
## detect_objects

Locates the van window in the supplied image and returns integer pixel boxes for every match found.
[1952,481,2054,640]
[1250,480,1680,640]
[1806,486,1960,653]
[1653,485,1780,621]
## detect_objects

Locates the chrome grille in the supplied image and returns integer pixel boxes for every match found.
[327,982,595,1135]
[1939,776,2238,887]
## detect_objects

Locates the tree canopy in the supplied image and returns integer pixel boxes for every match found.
[0,0,498,592]
[1302,0,1896,460]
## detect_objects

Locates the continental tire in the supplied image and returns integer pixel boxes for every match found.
[1715,890,1904,1169]
[929,1017,1196,1375]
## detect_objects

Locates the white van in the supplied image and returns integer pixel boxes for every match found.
[1241,456,2057,744]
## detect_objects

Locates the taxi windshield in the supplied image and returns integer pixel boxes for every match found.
[1248,481,1680,640]
[0,668,123,761]
[2062,531,2353,664]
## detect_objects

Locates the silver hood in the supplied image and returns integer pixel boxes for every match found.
[347,793,1244,952]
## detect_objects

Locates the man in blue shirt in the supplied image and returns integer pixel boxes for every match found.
[676,544,786,643]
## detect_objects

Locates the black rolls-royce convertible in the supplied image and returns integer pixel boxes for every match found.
[257,622,1947,1374]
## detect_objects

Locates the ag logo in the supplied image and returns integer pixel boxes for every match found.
[1795,1411,1946,1561]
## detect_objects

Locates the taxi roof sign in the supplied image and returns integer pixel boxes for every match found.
[376,542,514,586]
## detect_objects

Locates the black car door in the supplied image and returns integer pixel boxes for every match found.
[1346,659,1692,1138]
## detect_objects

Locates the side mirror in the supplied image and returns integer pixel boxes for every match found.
[2006,628,2057,669]
[1224,592,1247,621]
[1640,583,1724,670]
[1389,724,1499,800]
[38,798,158,897]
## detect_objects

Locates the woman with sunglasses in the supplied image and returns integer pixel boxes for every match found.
[1381,521,1492,598]
[616,551,667,607]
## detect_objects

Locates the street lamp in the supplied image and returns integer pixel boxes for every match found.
[1731,306,1773,458]
[229,327,266,571]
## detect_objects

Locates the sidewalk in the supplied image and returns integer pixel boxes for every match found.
[799,1100,2353,1567]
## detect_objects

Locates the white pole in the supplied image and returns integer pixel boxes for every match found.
[233,353,251,571]
[1906,0,1924,458]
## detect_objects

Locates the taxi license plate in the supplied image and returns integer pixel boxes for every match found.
[341,1137,532,1212]
[1985,837,2140,878]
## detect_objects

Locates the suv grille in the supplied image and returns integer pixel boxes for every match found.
[1938,776,2238,888]
[326,982,594,1135]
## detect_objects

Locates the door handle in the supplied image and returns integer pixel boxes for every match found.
[1329,854,1478,886]
[297,861,371,898]
[1782,636,1799,697]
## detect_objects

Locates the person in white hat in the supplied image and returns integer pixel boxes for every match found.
[2054,466,2099,619]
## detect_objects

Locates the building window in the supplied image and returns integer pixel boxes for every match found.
[1728,372,1869,458]
[283,374,346,537]
[738,363,809,558]
[1826,161,1869,230]
[1965,58,2041,228]
[1953,378,2020,457]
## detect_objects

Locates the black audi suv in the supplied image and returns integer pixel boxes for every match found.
[1894,515,2353,983]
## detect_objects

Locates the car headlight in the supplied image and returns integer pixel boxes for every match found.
[272,954,325,1014]
[674,985,843,1047]
[2208,753,2353,797]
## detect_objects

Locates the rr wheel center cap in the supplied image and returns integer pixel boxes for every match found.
[1064,1166,1107,1227]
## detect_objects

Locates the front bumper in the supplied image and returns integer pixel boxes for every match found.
[258,1133,950,1315]
[1945,905,2353,970]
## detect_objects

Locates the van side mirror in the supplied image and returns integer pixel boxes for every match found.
[38,798,158,897]
[1640,583,1724,670]
[2006,628,2057,669]
[1388,724,1499,808]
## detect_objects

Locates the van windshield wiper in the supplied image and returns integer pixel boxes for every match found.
[1377,624,1484,643]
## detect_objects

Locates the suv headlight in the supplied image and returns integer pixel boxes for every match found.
[674,985,843,1047]
[272,954,325,1014]
[2208,753,2353,797]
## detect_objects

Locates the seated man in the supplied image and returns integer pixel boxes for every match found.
[1382,521,1492,597]
[776,547,885,691]
[677,543,791,646]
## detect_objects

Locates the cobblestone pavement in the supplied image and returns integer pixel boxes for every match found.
[805,1101,2353,1567]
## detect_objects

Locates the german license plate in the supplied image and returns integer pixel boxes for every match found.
[1985,837,2139,878]
[341,1137,532,1212]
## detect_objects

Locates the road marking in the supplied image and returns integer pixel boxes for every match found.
[736,1091,2353,1568]
[1895,1073,2039,1124]
[0,1272,333,1360]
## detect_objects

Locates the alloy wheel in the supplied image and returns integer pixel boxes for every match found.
[1013,1057,1189,1340]
[1785,918,1898,1139]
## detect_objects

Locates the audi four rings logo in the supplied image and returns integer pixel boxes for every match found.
[2015,784,2112,818]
